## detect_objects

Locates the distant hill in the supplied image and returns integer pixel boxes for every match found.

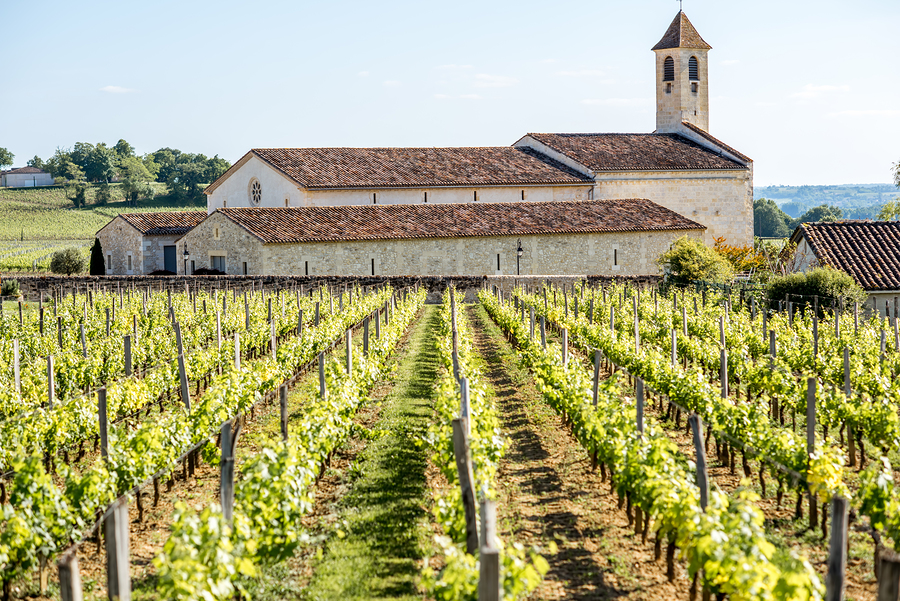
[755,183,897,219]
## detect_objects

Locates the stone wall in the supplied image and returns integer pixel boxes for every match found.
[96,217,143,275]
[178,212,702,277]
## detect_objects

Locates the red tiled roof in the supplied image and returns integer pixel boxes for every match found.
[791,221,900,291]
[679,121,752,164]
[3,166,48,175]
[249,146,593,190]
[526,133,745,171]
[119,211,207,235]
[216,199,704,244]
[652,11,711,51]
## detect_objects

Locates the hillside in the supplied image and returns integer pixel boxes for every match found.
[755,183,897,219]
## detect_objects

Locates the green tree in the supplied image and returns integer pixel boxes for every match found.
[72,183,87,208]
[50,248,86,275]
[120,156,155,204]
[89,239,105,275]
[790,204,842,229]
[879,199,900,221]
[753,198,792,237]
[94,182,111,205]
[0,147,14,169]
[84,143,117,182]
[114,139,135,159]
[26,155,44,170]
[658,236,735,284]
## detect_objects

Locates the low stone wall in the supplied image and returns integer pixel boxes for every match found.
[7,274,663,304]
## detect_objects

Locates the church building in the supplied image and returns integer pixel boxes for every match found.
[97,11,752,277]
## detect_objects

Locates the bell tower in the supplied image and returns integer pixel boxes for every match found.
[652,11,711,133]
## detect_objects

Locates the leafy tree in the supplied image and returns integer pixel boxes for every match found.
[120,156,155,204]
[69,142,94,170]
[790,204,842,229]
[767,266,866,308]
[780,201,808,219]
[94,182,111,205]
[84,143,117,182]
[89,239,105,275]
[658,235,734,284]
[114,139,135,159]
[26,155,45,170]
[0,147,14,169]
[879,199,900,221]
[50,248,86,275]
[753,198,791,237]
[72,183,87,208]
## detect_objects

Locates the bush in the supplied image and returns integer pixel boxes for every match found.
[658,236,734,284]
[767,266,867,308]
[94,183,111,205]
[1,279,21,298]
[89,238,105,275]
[50,248,86,275]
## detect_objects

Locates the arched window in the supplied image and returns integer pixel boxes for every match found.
[689,56,699,81]
[663,56,674,81]
[249,179,261,205]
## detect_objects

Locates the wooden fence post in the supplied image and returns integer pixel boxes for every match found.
[452,418,479,554]
[561,327,568,367]
[636,378,644,434]
[592,350,601,407]
[105,502,131,601]
[13,339,21,399]
[363,317,369,356]
[124,335,132,377]
[459,377,471,436]
[346,329,352,373]
[633,296,640,353]
[80,325,87,358]
[807,377,818,528]
[682,306,687,336]
[319,352,326,400]
[844,347,856,467]
[826,496,848,601]
[530,306,535,340]
[478,499,501,601]
[244,292,250,330]
[220,418,242,522]
[57,316,63,349]
[374,308,381,339]
[280,385,289,441]
[234,332,241,371]
[879,550,900,601]
[689,414,708,510]
[47,355,55,409]
[540,316,546,349]
[671,329,677,366]
[315,302,320,326]
[99,387,109,459]
[58,550,84,601]
[720,349,728,399]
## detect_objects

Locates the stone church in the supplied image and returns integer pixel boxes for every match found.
[97,11,752,277]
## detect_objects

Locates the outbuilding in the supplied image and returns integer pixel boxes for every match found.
[96,211,206,275]
[175,198,705,277]
[1,166,54,188]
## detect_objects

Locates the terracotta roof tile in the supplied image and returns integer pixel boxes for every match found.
[652,11,712,50]
[793,221,900,291]
[527,133,744,171]
[216,199,704,244]
[251,146,592,190]
[679,121,751,163]
[3,166,48,175]
[119,211,207,236]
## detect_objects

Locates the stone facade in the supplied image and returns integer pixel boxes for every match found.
[654,47,710,134]
[205,155,592,214]
[176,211,702,277]
[96,217,185,275]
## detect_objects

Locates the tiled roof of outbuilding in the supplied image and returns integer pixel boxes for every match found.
[215,199,704,244]
[526,133,745,172]
[119,211,207,235]
[3,166,48,175]
[247,146,592,190]
[790,221,900,291]
[652,11,712,50]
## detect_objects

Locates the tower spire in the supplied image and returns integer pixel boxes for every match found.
[653,11,711,133]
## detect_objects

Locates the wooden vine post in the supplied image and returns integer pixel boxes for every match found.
[826,496,848,601]
[478,499,501,601]
[220,418,242,522]
[58,549,84,601]
[47,355,55,408]
[540,316,546,349]
[13,339,21,399]
[124,335,132,377]
[318,352,326,400]
[345,329,352,373]
[561,327,568,366]
[636,378,644,434]
[363,316,370,356]
[807,377,818,528]
[452,417,479,554]
[105,501,131,601]
[280,385,289,441]
[174,322,191,411]
[689,414,709,510]
[879,549,900,601]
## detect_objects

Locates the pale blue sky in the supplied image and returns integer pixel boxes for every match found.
[2,0,898,186]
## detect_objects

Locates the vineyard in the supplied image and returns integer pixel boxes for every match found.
[0,278,898,600]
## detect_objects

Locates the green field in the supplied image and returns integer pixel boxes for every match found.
[0,183,203,272]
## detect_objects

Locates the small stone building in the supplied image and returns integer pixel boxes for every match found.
[175,199,704,277]
[96,211,206,275]
[789,221,900,308]
[1,166,54,187]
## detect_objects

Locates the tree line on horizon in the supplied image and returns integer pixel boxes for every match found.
[0,141,230,207]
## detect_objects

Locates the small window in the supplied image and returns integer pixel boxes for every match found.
[424,192,427,203]
[211,255,226,272]
[250,179,262,205]
[373,193,377,205]
[223,200,227,208]
[614,249,618,266]
[242,262,248,275]
[305,260,309,275]
[666,82,672,94]
[127,255,132,271]
[521,190,525,200]
[191,260,195,273]
[663,56,674,81]
[691,82,698,94]
[689,56,699,81]
[474,191,478,202]
[106,254,111,270]
[285,198,289,207]
[214,227,219,239]
[497,254,500,270]
[371,258,375,275]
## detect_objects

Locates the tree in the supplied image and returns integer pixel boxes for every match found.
[26,155,44,170]
[94,182,111,205]
[0,147,14,170]
[753,198,792,237]
[658,236,735,284]
[879,199,900,221]
[84,143,117,182]
[790,204,842,229]
[120,156,155,204]
[114,139,135,159]
[89,239,105,275]
[50,248,86,275]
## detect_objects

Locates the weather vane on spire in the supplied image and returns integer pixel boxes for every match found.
[678,0,683,11]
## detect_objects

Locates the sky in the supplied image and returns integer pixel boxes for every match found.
[1,0,898,187]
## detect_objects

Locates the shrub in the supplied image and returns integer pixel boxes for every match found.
[89,238,105,275]
[658,236,734,284]
[50,248,86,275]
[1,279,21,298]
[94,183,111,205]
[713,236,768,275]
[767,266,866,308]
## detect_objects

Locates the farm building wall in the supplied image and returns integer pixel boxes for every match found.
[95,218,144,275]
[176,211,702,277]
